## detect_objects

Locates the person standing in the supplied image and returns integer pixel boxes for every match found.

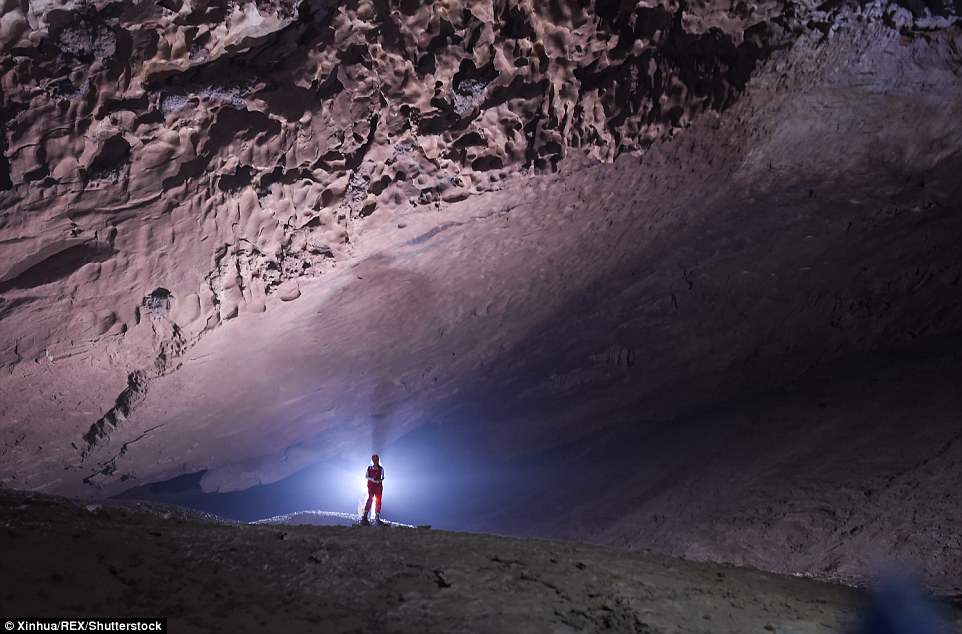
[362,454,384,525]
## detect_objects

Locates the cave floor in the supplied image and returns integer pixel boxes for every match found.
[0,490,951,633]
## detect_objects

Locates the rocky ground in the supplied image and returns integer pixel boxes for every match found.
[2,0,962,613]
[251,509,415,528]
[5,489,953,634]
[474,337,962,596]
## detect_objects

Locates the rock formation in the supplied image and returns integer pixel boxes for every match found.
[1,0,961,591]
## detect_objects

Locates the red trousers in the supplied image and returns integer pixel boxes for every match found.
[364,483,383,514]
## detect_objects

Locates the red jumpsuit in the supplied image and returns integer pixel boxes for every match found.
[364,464,384,515]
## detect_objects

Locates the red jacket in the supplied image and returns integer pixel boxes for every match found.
[366,465,384,486]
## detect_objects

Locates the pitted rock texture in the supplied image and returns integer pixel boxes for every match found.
[0,0,817,478]
[1,0,962,592]
[0,0,797,350]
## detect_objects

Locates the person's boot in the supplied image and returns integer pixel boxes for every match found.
[360,512,370,526]
[374,513,384,526]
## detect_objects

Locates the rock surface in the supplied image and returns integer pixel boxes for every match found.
[1,0,962,596]
[0,489,883,633]
[474,339,962,596]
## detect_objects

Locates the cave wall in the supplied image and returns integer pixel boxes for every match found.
[1,0,808,487]
[1,0,961,590]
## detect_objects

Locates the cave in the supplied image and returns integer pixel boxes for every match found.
[1,0,961,631]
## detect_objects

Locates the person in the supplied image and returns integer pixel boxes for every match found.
[361,454,384,525]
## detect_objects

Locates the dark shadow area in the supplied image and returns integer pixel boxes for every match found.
[119,333,962,594]
[0,242,115,294]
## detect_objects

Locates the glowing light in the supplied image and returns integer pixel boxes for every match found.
[323,451,415,522]
[357,475,368,516]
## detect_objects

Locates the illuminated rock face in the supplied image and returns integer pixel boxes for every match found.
[1,0,961,587]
